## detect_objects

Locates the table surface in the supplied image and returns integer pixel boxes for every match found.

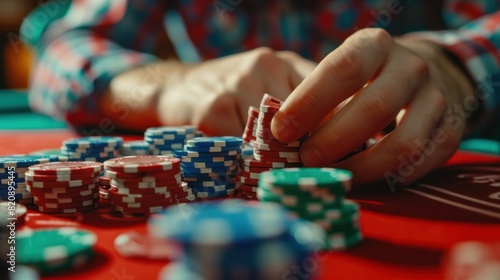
[0,130,499,280]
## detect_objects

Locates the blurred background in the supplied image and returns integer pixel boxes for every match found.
[0,0,37,89]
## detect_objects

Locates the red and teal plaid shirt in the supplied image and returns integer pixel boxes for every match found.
[21,0,500,139]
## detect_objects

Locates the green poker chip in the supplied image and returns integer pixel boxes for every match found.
[259,168,352,195]
[17,228,97,274]
[257,185,345,207]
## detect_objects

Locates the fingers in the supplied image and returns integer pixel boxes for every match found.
[299,46,430,166]
[333,84,448,185]
[276,51,317,89]
[272,28,393,143]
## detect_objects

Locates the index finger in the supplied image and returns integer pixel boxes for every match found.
[271,28,393,143]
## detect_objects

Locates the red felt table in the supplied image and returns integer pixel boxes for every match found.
[1,130,499,280]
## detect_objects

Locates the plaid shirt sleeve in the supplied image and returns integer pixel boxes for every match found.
[22,0,166,128]
[403,5,500,139]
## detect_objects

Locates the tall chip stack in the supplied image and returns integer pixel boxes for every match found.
[238,94,303,199]
[258,168,363,250]
[104,155,195,215]
[26,162,103,214]
[61,136,123,162]
[174,137,242,199]
[150,200,322,280]
[0,155,68,204]
[144,126,199,156]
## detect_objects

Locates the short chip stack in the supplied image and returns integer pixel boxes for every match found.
[104,155,194,215]
[98,175,111,203]
[258,168,363,250]
[238,94,304,199]
[61,136,123,162]
[26,162,103,214]
[0,155,68,204]
[145,126,199,156]
[150,200,322,280]
[175,137,242,199]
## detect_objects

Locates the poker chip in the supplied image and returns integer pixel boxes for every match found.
[150,201,320,279]
[121,141,152,156]
[0,200,27,224]
[104,155,192,214]
[258,168,362,250]
[60,137,123,162]
[253,154,302,163]
[176,138,242,199]
[17,228,96,274]
[26,162,102,213]
[104,156,180,173]
[145,126,198,155]
[28,161,104,175]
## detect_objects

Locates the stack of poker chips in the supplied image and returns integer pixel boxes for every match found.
[144,126,200,156]
[258,168,363,250]
[104,155,195,215]
[17,228,97,274]
[26,162,103,214]
[237,94,304,199]
[150,200,322,280]
[175,137,242,199]
[61,136,123,162]
[0,155,68,204]
[121,141,152,156]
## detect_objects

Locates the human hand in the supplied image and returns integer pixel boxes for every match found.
[158,47,316,136]
[272,28,476,185]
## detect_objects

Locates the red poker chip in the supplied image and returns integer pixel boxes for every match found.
[99,176,111,186]
[174,189,193,199]
[99,188,109,200]
[240,184,258,192]
[242,165,271,173]
[110,173,181,184]
[34,191,99,204]
[242,159,301,168]
[32,188,98,200]
[253,154,302,163]
[114,204,167,214]
[112,196,174,209]
[108,190,174,203]
[109,185,181,195]
[248,106,260,118]
[176,194,196,203]
[252,142,299,152]
[29,161,104,175]
[253,149,300,159]
[37,202,100,214]
[255,130,278,140]
[259,94,282,114]
[104,156,180,173]
[240,170,262,180]
[27,182,99,195]
[25,177,99,189]
[255,137,301,147]
[35,197,100,209]
[111,178,181,189]
[256,116,273,125]
[106,169,181,180]
[24,170,101,182]
[238,176,259,186]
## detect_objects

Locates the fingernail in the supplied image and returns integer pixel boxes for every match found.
[300,146,325,166]
[272,112,297,142]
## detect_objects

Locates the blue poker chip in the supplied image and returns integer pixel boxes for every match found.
[62,136,123,149]
[158,262,203,280]
[0,155,56,168]
[184,180,234,188]
[174,150,241,158]
[186,137,243,148]
[149,143,184,150]
[177,155,239,163]
[122,141,150,150]
[148,200,293,244]
[145,126,198,136]
[182,165,237,174]
[185,145,241,153]
[0,172,25,179]
[180,160,237,169]
[61,150,119,158]
[194,188,236,198]
[190,184,236,193]
[0,192,29,200]
[144,137,186,145]
[241,143,254,159]
[0,177,25,184]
